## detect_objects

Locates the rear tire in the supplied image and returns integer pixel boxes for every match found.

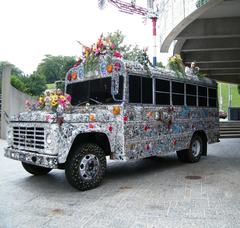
[65,143,106,191]
[176,149,188,162]
[22,162,52,175]
[177,135,203,163]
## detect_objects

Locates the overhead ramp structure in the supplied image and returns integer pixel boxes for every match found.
[160,0,240,84]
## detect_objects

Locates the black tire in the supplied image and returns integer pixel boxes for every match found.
[176,149,188,162]
[177,135,203,163]
[22,162,52,175]
[65,143,106,191]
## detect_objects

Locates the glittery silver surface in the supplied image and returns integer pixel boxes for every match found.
[5,59,219,168]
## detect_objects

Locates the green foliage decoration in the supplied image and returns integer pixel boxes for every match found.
[167,54,186,78]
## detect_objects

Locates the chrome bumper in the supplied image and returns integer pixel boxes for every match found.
[4,147,58,169]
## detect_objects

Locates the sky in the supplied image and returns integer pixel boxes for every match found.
[0,0,171,74]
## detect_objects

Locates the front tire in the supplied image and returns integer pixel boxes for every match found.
[177,135,203,163]
[65,143,106,191]
[22,162,52,175]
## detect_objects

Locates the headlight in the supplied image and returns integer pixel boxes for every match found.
[45,133,52,145]
[7,128,13,142]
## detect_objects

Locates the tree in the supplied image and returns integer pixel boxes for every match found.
[23,73,47,96]
[36,55,76,83]
[0,61,23,77]
[10,75,28,93]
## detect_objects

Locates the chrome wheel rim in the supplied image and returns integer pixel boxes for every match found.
[191,140,201,157]
[79,154,100,180]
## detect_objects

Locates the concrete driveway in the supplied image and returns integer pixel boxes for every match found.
[1,139,240,228]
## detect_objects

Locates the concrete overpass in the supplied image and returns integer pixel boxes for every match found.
[160,0,240,84]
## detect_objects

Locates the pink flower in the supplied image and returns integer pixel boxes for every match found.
[111,43,116,49]
[25,100,31,106]
[113,51,122,58]
[66,95,72,102]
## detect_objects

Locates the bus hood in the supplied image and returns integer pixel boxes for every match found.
[10,105,123,123]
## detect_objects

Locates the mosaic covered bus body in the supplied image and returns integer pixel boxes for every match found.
[4,59,219,168]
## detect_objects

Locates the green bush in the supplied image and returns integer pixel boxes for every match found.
[11,73,47,96]
[10,75,28,94]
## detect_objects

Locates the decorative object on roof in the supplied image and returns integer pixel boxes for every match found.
[167,54,186,78]
[66,31,152,82]
[25,89,72,113]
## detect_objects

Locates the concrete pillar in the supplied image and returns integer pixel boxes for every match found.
[1,65,12,139]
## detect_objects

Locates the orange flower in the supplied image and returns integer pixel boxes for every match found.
[106,64,113,73]
[89,114,95,121]
[71,72,77,80]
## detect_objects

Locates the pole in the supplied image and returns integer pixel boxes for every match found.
[228,84,232,107]
[152,17,157,66]
[219,83,223,111]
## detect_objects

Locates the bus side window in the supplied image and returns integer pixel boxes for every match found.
[198,86,207,107]
[186,84,197,106]
[142,77,153,104]
[172,81,184,105]
[209,88,217,107]
[129,75,153,104]
[129,75,141,103]
[155,79,170,105]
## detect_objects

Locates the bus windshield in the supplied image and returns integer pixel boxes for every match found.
[66,76,123,106]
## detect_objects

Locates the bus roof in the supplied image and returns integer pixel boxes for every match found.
[65,58,217,87]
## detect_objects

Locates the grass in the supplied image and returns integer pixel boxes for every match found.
[46,83,55,90]
[218,83,240,112]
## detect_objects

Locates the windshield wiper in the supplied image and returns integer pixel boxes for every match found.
[89,97,103,105]
[75,97,103,106]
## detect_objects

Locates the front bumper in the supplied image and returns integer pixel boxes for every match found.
[4,147,58,169]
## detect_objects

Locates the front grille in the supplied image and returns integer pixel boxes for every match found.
[13,126,45,151]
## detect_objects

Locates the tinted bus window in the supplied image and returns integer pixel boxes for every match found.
[172,81,184,105]
[198,86,207,97]
[156,79,170,92]
[129,75,152,104]
[129,75,141,103]
[198,86,207,107]
[209,88,217,107]
[172,82,184,94]
[142,77,152,104]
[186,84,197,106]
[186,84,196,95]
[155,79,170,105]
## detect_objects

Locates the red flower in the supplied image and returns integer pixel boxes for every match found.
[67,73,71,81]
[74,59,82,67]
[144,125,149,131]
[89,124,94,129]
[113,51,122,58]
[108,126,113,132]
[123,116,128,122]
[172,139,177,145]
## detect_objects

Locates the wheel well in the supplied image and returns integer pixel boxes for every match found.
[69,132,111,157]
[192,130,208,156]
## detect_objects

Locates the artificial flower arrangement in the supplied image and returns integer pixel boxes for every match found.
[167,54,186,78]
[25,89,72,113]
[74,31,152,74]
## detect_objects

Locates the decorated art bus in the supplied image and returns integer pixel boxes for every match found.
[4,56,219,191]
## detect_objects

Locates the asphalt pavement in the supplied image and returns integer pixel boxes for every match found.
[1,138,240,228]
